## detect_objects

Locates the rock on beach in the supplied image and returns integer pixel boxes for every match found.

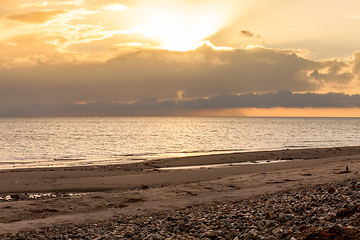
[1,178,360,239]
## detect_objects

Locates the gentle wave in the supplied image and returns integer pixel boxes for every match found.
[0,117,359,169]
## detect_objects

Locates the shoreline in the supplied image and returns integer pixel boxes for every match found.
[1,146,360,194]
[0,146,359,235]
[2,144,360,171]
[2,145,360,173]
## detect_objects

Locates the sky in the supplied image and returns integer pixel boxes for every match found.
[1,0,360,117]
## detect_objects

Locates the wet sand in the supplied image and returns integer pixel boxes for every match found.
[0,146,359,234]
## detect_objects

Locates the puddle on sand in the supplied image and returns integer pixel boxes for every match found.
[158,159,300,171]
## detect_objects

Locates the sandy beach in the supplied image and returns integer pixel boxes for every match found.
[0,146,360,238]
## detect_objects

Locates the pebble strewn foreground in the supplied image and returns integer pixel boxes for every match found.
[2,179,360,240]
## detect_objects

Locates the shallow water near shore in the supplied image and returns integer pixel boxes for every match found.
[0,117,359,169]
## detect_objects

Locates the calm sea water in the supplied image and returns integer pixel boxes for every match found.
[0,117,359,169]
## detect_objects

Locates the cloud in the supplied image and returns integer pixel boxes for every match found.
[240,30,255,37]
[0,34,87,68]
[0,45,355,104]
[209,27,265,49]
[240,30,261,38]
[57,0,84,6]
[18,0,84,9]
[352,51,360,76]
[6,10,67,23]
[0,43,358,116]
[195,90,358,109]
[309,61,354,84]
[19,1,49,9]
[2,91,360,117]
[101,3,128,11]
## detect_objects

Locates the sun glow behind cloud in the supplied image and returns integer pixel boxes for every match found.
[0,0,238,59]
[2,0,360,116]
[140,21,217,51]
[101,3,128,12]
[135,3,232,51]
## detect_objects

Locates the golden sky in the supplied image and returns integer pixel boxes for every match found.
[1,0,360,116]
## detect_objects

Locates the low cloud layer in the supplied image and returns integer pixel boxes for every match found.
[193,90,360,109]
[2,90,360,116]
[0,45,356,105]
[0,43,359,116]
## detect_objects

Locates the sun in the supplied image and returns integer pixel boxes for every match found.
[137,6,225,51]
[142,21,217,51]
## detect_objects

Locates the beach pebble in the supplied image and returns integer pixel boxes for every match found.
[247,229,258,237]
[176,222,188,232]
[265,221,273,228]
[278,212,286,221]
[1,179,360,239]
[207,231,218,238]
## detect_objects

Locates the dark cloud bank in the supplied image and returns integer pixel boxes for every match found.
[2,91,360,116]
[0,45,359,116]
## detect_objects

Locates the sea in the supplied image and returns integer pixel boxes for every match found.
[0,117,359,169]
